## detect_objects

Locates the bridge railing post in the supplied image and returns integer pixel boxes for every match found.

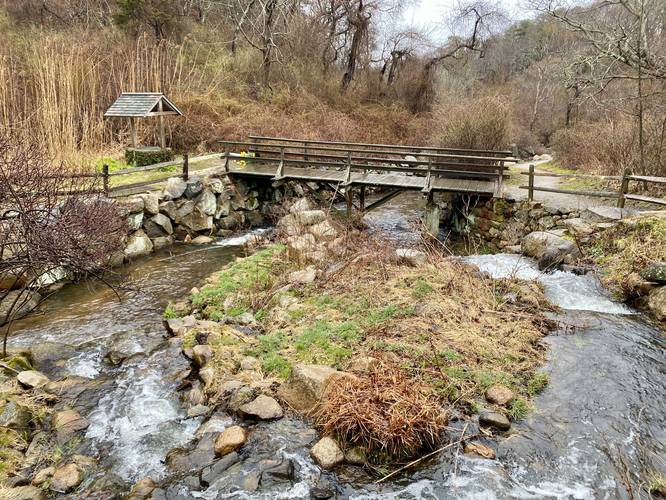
[223,145,230,172]
[343,151,352,185]
[528,164,535,202]
[275,147,285,179]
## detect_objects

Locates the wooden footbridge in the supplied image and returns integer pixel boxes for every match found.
[219,136,516,214]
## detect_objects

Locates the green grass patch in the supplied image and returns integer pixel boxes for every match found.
[527,372,549,396]
[506,397,531,421]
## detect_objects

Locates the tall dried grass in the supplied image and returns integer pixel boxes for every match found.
[316,364,447,460]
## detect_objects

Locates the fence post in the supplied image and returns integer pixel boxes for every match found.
[182,153,189,181]
[528,164,535,202]
[102,164,109,196]
[617,168,630,208]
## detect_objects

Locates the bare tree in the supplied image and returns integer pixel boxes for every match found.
[411,1,505,112]
[0,136,126,357]
[533,0,666,174]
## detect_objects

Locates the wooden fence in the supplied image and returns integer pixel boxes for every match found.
[521,165,666,208]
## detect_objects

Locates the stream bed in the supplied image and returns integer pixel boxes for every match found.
[6,194,666,499]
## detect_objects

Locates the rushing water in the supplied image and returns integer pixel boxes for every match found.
[7,197,666,499]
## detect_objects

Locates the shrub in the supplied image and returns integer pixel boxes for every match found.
[315,364,447,461]
[431,96,512,150]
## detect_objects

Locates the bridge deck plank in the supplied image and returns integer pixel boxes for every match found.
[227,163,496,195]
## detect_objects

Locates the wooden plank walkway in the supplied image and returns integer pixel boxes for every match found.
[227,163,497,196]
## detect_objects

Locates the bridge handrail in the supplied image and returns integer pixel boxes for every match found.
[247,135,514,157]
[230,154,502,179]
[220,142,508,173]
[221,140,515,164]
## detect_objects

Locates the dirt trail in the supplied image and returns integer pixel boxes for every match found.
[505,157,615,210]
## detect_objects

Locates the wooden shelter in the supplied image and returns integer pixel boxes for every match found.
[104,92,182,149]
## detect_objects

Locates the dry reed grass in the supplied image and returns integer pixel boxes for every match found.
[315,363,447,460]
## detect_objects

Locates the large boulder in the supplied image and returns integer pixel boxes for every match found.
[143,213,173,238]
[183,178,204,199]
[640,263,666,284]
[124,230,154,259]
[215,193,231,219]
[294,210,326,226]
[310,437,344,470]
[116,197,144,216]
[581,207,638,223]
[0,400,32,430]
[164,177,187,200]
[648,286,666,321]
[138,193,160,215]
[309,220,338,241]
[214,426,247,456]
[521,231,581,270]
[289,198,313,214]
[197,190,217,216]
[181,208,213,233]
[238,395,283,420]
[278,364,352,412]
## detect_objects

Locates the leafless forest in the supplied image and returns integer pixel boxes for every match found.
[0,0,664,176]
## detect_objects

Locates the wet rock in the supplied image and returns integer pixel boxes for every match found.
[214,426,247,456]
[187,404,210,418]
[200,451,240,487]
[278,364,353,412]
[288,266,316,284]
[153,235,174,251]
[191,235,214,245]
[484,385,515,406]
[103,350,129,366]
[521,231,580,270]
[50,463,82,493]
[215,194,231,219]
[144,213,173,238]
[0,290,41,324]
[52,409,89,444]
[648,286,666,321]
[192,345,213,368]
[3,485,45,500]
[344,446,366,465]
[0,400,32,430]
[396,248,427,267]
[17,370,50,389]
[479,411,511,431]
[139,193,160,215]
[311,437,344,470]
[259,458,295,487]
[32,466,55,485]
[124,229,154,259]
[640,263,666,284]
[166,440,216,474]
[238,395,283,420]
[464,441,496,459]
[127,477,157,499]
[164,177,187,199]
[184,178,204,199]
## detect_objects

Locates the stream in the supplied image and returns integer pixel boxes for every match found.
[6,193,666,499]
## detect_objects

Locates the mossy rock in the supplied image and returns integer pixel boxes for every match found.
[125,147,174,167]
[2,353,33,372]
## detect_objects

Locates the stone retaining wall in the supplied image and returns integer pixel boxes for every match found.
[466,199,629,251]
[115,175,316,262]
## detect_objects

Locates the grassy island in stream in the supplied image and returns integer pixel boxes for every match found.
[170,222,557,465]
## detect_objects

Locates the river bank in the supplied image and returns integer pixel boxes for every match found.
[1,190,665,499]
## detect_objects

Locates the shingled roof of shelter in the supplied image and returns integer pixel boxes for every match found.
[104,92,182,118]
